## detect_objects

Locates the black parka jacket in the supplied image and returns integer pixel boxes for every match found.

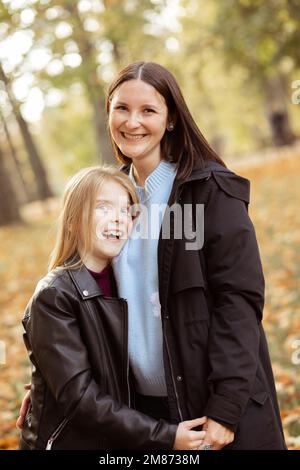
[20,266,177,450]
[156,159,286,450]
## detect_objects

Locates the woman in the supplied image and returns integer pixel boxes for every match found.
[19,166,207,450]
[105,61,286,450]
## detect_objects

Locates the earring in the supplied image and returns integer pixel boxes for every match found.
[167,122,174,131]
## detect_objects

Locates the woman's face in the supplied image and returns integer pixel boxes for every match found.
[84,180,133,271]
[108,79,169,166]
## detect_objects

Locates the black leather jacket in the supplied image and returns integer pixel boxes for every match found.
[20,265,177,450]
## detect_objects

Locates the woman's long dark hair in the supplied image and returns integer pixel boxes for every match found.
[106,61,226,180]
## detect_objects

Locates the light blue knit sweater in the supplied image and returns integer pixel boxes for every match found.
[112,160,176,396]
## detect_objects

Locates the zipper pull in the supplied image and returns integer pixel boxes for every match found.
[46,438,53,450]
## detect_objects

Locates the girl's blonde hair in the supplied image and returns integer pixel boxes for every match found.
[49,165,138,271]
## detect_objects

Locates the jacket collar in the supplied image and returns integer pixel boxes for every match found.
[182,159,233,183]
[67,263,104,300]
[121,159,250,203]
[178,160,250,203]
[121,159,233,184]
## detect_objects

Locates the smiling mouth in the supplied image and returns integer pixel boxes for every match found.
[121,132,148,140]
[102,230,124,240]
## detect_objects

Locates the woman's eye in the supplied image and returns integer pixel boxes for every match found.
[144,108,155,113]
[116,105,127,111]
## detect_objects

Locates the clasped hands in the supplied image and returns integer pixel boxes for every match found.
[174,416,234,451]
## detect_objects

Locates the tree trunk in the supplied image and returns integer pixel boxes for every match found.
[264,75,295,146]
[0,64,53,200]
[13,109,53,199]
[0,143,22,226]
[90,93,115,164]
[0,112,32,203]
[64,3,115,165]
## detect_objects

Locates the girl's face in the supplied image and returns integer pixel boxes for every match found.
[108,79,169,167]
[84,180,133,271]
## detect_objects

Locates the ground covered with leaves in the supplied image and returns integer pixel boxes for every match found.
[0,156,299,450]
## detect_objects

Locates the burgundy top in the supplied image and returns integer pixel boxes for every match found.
[87,265,116,297]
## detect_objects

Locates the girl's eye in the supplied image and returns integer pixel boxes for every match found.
[144,108,155,113]
[121,207,131,215]
[116,105,127,111]
[96,205,109,211]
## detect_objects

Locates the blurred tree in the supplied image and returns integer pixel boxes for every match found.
[0,142,22,225]
[0,0,202,173]
[212,0,298,146]
[28,0,168,164]
[39,95,98,179]
[37,0,114,164]
[0,108,31,203]
[3,0,297,170]
[0,64,53,200]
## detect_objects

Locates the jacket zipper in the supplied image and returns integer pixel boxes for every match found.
[46,417,69,450]
[160,185,184,422]
[90,297,130,407]
[163,325,183,422]
[121,298,131,408]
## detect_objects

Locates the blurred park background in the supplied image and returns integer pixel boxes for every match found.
[0,0,300,450]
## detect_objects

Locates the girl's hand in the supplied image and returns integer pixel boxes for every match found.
[173,416,207,450]
[16,384,31,429]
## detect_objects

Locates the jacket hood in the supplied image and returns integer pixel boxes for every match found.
[188,160,250,204]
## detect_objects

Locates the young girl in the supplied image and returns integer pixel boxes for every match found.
[19,166,207,450]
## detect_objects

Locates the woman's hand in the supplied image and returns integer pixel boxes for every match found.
[173,416,207,450]
[16,384,31,429]
[201,418,234,450]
